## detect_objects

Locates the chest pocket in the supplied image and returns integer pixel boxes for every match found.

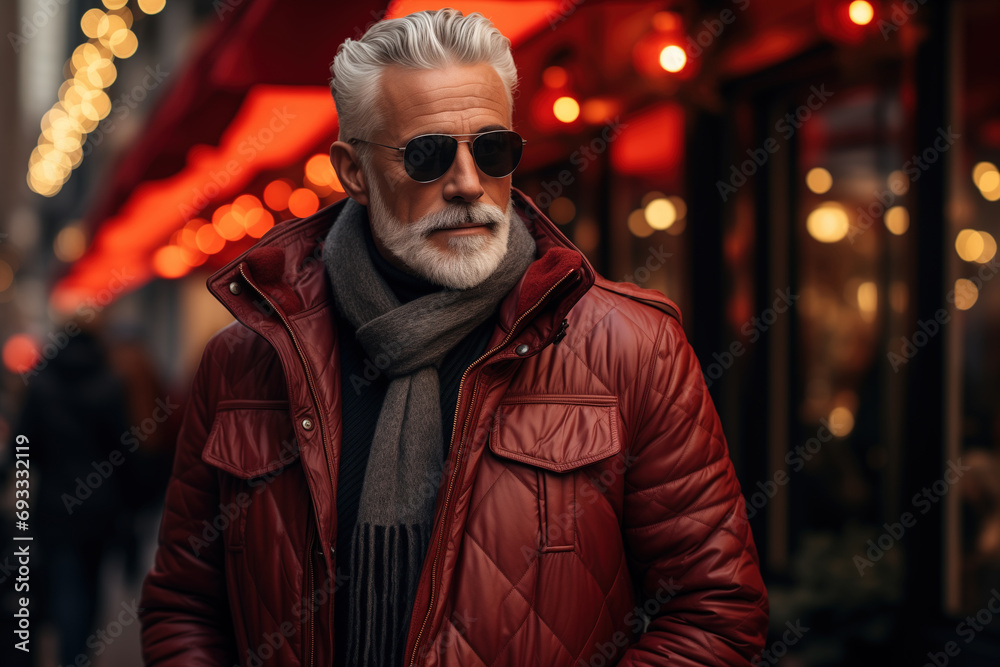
[489,395,622,553]
[201,400,302,551]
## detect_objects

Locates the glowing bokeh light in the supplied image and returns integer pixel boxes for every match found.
[829,406,855,436]
[806,167,833,194]
[552,96,580,123]
[627,209,655,238]
[954,278,979,310]
[54,225,87,262]
[245,208,276,239]
[972,161,997,185]
[857,281,877,319]
[644,198,677,230]
[548,197,576,224]
[153,245,190,278]
[3,335,40,374]
[658,45,686,73]
[195,221,225,254]
[264,179,294,211]
[542,66,568,89]
[305,153,337,186]
[138,0,167,15]
[975,231,997,263]
[288,188,320,218]
[956,229,985,262]
[848,1,874,26]
[884,207,909,235]
[806,202,850,243]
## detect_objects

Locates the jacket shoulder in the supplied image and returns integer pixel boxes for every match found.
[199,321,287,403]
[556,275,688,392]
[591,274,682,325]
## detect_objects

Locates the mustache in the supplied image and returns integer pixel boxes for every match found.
[414,202,507,235]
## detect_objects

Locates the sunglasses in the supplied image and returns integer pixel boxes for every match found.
[350,129,527,183]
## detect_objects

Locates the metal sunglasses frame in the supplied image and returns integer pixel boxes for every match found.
[348,129,527,183]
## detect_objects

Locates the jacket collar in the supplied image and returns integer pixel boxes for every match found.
[207,187,596,346]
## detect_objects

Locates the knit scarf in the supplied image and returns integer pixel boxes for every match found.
[322,197,537,665]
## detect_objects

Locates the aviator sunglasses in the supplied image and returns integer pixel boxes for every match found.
[349,129,527,183]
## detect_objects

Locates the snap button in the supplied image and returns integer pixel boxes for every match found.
[229,281,242,295]
[301,418,314,431]
[515,343,530,356]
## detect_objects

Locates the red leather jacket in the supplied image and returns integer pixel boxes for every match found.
[140,189,768,666]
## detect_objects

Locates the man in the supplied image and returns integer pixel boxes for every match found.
[140,8,768,666]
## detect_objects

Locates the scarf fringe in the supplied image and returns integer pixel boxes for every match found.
[347,522,429,666]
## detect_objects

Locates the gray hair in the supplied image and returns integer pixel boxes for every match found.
[329,9,519,159]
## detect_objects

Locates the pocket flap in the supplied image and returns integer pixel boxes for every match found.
[489,395,622,472]
[201,401,301,479]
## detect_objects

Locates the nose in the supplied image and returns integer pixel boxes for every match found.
[440,140,484,203]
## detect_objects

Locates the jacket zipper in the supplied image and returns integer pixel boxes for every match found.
[238,265,335,666]
[409,267,579,666]
[305,523,316,667]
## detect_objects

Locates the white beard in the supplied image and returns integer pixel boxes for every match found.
[365,175,513,290]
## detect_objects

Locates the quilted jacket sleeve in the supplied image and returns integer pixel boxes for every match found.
[618,314,768,666]
[139,340,239,665]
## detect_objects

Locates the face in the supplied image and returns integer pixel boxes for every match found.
[331,63,518,289]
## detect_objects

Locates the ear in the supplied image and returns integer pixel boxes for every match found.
[330,140,369,206]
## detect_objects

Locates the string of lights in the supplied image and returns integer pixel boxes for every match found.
[26,0,166,197]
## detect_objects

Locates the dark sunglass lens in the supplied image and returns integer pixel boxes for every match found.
[473,131,523,178]
[404,135,456,182]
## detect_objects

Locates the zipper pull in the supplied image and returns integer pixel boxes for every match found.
[553,318,569,344]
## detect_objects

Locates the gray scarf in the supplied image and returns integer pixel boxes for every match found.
[322,197,536,665]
